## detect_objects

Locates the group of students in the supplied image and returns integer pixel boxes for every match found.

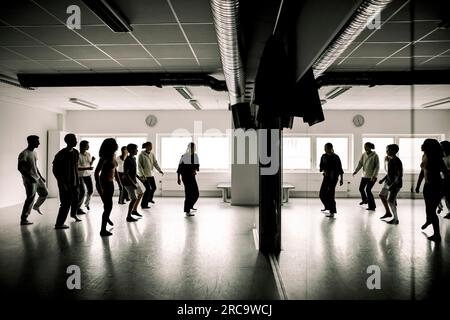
[18,134,200,237]
[319,139,450,242]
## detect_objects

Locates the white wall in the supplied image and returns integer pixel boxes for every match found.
[0,101,59,208]
[283,109,450,197]
[66,110,232,196]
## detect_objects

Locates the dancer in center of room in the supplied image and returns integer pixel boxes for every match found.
[116,146,130,205]
[378,144,403,224]
[138,142,164,209]
[177,142,200,217]
[415,138,450,242]
[123,143,144,222]
[319,143,344,218]
[95,138,123,237]
[353,142,379,211]
[77,140,95,213]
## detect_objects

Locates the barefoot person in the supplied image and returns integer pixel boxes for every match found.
[177,142,200,217]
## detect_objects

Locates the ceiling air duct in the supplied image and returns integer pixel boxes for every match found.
[312,0,393,78]
[210,0,245,105]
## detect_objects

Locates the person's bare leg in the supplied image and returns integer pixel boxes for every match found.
[133,194,143,212]
[379,194,392,219]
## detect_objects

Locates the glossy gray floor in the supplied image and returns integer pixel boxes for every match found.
[279,198,450,300]
[0,197,278,300]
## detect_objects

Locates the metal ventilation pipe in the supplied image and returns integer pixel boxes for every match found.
[312,0,393,78]
[210,0,245,105]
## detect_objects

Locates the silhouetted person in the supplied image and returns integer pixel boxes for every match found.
[95,138,122,237]
[117,146,129,205]
[53,133,81,229]
[77,140,95,213]
[123,143,144,222]
[415,138,450,242]
[437,140,450,218]
[319,143,344,218]
[138,142,164,208]
[353,142,379,211]
[18,135,48,225]
[378,144,403,224]
[177,142,200,216]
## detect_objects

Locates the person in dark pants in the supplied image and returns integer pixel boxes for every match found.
[53,133,81,229]
[77,140,95,213]
[319,143,344,218]
[123,144,143,222]
[117,146,129,204]
[415,138,450,242]
[95,138,122,237]
[177,142,200,217]
[18,135,48,225]
[138,142,164,209]
[353,142,379,211]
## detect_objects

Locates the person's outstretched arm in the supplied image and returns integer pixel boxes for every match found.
[415,169,424,193]
[353,154,364,176]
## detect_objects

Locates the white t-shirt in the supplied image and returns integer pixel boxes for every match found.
[18,149,40,180]
[78,152,93,177]
[117,156,126,173]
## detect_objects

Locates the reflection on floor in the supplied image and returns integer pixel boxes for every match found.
[1,197,449,300]
[0,197,278,300]
[279,198,450,300]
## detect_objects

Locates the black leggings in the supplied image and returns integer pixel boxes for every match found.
[359,177,376,208]
[100,181,114,232]
[182,176,199,213]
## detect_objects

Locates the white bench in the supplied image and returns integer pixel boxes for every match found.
[216,183,295,203]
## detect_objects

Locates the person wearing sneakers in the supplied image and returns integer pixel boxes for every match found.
[138,142,164,209]
[53,133,81,229]
[177,142,200,217]
[77,140,95,214]
[123,143,143,222]
[319,143,344,218]
[18,135,48,225]
[353,142,379,211]
[378,144,403,225]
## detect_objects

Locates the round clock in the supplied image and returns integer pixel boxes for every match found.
[352,114,365,127]
[145,115,158,127]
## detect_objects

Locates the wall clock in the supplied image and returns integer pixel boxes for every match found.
[352,114,365,127]
[145,114,158,127]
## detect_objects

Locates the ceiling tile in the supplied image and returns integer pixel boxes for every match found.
[38,59,88,71]
[394,42,450,57]
[182,24,217,43]
[99,45,151,59]
[348,42,407,58]
[421,29,450,41]
[115,0,176,24]
[32,0,104,25]
[160,58,201,71]
[332,57,383,70]
[116,59,160,69]
[361,21,439,43]
[0,47,27,60]
[417,56,450,69]
[0,0,60,26]
[0,27,41,46]
[170,0,213,23]
[374,57,428,70]
[19,26,89,45]
[11,46,68,60]
[76,59,124,70]
[132,25,185,44]
[77,26,137,45]
[191,44,219,59]
[0,60,50,72]
[145,44,193,58]
[52,45,110,59]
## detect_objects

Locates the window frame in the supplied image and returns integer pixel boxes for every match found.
[282,134,312,173]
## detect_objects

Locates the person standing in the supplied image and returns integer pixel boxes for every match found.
[53,133,81,229]
[353,142,379,211]
[95,138,122,237]
[319,143,344,218]
[138,142,164,209]
[437,140,450,218]
[17,135,48,225]
[415,139,450,242]
[378,144,403,224]
[116,146,129,205]
[123,143,144,222]
[77,140,95,213]
[177,142,200,216]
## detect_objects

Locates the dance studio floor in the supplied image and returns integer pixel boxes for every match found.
[0,197,448,300]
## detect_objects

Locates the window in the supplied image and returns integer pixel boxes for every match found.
[316,137,349,170]
[398,138,426,172]
[160,136,192,170]
[116,137,147,153]
[283,137,311,170]
[79,135,147,162]
[197,136,230,170]
[362,137,395,155]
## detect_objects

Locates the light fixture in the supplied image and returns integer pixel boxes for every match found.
[174,86,192,100]
[421,97,450,109]
[81,0,132,32]
[325,86,351,99]
[189,100,202,110]
[0,74,34,90]
[69,98,98,109]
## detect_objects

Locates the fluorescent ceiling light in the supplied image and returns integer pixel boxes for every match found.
[325,86,351,99]
[421,97,450,109]
[189,100,202,110]
[0,74,34,90]
[82,0,132,32]
[174,86,192,100]
[69,98,98,109]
